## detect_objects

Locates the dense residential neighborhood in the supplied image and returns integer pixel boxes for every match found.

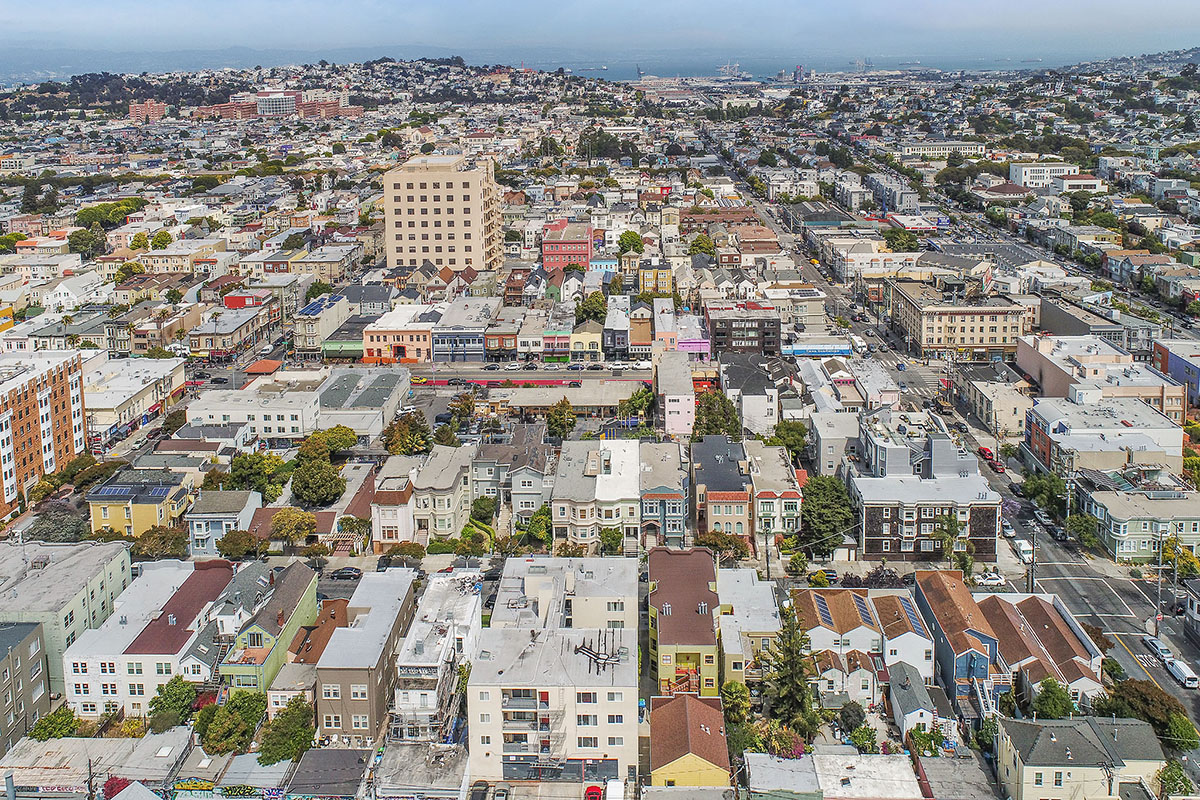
[2,42,1200,800]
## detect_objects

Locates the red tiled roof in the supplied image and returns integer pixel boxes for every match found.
[124,561,235,655]
[246,359,283,375]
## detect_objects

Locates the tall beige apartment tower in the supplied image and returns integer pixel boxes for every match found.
[383,155,502,273]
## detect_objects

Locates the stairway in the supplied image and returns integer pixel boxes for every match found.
[495,502,513,543]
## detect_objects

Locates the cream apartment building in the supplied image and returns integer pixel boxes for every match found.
[550,441,641,553]
[383,155,502,273]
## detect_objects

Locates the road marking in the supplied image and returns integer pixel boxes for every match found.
[1034,575,1138,617]
[1114,633,1166,692]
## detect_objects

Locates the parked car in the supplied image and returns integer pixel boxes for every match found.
[568,380,582,388]
[988,459,1005,474]
[567,363,585,371]
[523,363,539,371]
[1010,483,1026,498]
[330,567,363,581]
[1001,519,1016,538]
[587,363,604,370]
[1143,635,1173,662]
[1033,508,1054,527]
[447,377,468,386]
[375,556,392,572]
[504,362,522,371]
[468,782,489,800]
[1049,527,1069,543]
[977,572,1006,587]
[483,363,500,371]
[954,421,969,434]
[544,363,562,371]
[898,381,908,391]
[977,446,994,461]
[634,360,652,370]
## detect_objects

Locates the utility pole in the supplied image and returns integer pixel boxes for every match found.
[1154,538,1165,638]
[1026,521,1037,594]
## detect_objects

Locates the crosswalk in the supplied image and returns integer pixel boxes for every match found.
[902,385,941,399]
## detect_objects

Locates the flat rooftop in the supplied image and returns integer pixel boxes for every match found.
[66,561,197,659]
[472,626,637,689]
[395,570,481,666]
[491,556,637,629]
[0,541,128,613]
[317,570,416,669]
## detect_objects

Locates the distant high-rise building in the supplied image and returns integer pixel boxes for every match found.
[383,155,502,272]
[128,100,167,124]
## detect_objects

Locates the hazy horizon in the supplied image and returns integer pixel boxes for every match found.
[3,0,1200,82]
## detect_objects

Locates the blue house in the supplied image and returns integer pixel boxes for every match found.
[914,570,997,699]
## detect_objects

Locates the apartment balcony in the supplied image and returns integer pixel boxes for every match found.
[501,718,539,732]
[501,696,538,710]
[502,742,535,753]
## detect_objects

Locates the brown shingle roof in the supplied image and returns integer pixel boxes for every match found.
[649,694,730,774]
[648,548,718,647]
[915,570,994,657]
[792,588,880,636]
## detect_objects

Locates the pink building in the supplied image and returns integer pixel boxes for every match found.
[129,101,167,124]
[541,220,593,271]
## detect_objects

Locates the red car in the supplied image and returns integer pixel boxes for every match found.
[584,787,603,800]
[988,459,1006,474]
[977,446,994,461]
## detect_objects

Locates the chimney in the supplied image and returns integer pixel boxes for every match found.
[277,609,285,627]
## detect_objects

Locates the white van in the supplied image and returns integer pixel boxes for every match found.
[1013,539,1034,564]
[1167,658,1199,689]
[605,780,625,800]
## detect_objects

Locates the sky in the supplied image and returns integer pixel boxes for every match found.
[4,0,1200,68]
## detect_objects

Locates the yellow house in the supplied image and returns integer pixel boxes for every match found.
[648,547,721,696]
[997,717,1165,800]
[570,318,603,362]
[87,468,192,537]
[649,693,731,787]
[0,305,14,333]
[639,266,673,295]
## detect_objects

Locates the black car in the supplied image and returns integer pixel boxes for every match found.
[329,567,363,580]
[953,421,969,433]
[483,363,500,371]
[1010,483,1025,498]
[1049,527,1070,543]
[193,370,211,379]
[568,380,582,388]
[447,377,468,386]
[469,782,489,800]
[376,556,392,572]
[587,363,604,370]
[211,377,229,384]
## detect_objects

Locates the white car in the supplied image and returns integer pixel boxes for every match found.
[504,362,522,371]
[976,572,1006,587]
[1001,519,1016,538]
[609,361,627,370]
[543,363,561,371]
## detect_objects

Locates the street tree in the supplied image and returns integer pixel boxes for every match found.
[150,230,173,250]
[433,424,461,447]
[216,530,261,560]
[132,526,188,559]
[383,412,432,455]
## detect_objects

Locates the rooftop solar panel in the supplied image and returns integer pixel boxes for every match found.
[814,594,834,627]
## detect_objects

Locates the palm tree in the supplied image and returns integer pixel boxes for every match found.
[933,514,964,569]
[65,333,80,347]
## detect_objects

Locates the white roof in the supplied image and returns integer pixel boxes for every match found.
[64,561,195,660]
[319,570,416,669]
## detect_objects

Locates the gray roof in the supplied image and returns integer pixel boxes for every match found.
[999,717,1164,768]
[889,661,933,717]
[288,749,370,797]
[189,490,257,517]
[0,623,41,658]
[691,436,748,492]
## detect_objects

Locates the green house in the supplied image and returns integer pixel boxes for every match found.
[219,562,317,690]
